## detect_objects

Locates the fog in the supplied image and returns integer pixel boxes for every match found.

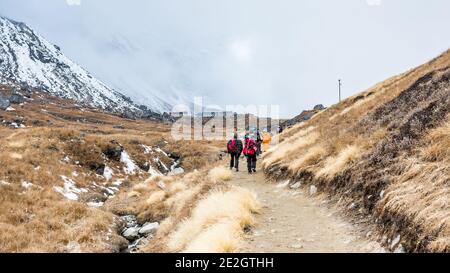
[1,0,449,117]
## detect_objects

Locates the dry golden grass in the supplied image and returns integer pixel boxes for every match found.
[167,186,261,253]
[0,88,224,253]
[377,116,450,252]
[262,129,319,168]
[315,145,362,179]
[263,49,450,252]
[183,221,242,253]
[208,166,233,182]
[288,146,327,174]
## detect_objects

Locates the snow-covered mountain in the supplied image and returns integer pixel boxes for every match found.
[0,16,166,117]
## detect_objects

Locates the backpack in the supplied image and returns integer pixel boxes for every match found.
[244,139,256,156]
[227,140,238,153]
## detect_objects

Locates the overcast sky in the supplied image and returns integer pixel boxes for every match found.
[1,0,449,117]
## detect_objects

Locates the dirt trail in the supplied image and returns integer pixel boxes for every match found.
[230,160,385,253]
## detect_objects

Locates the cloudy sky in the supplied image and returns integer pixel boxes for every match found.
[0,0,449,117]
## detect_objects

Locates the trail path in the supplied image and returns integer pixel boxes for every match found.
[230,160,384,253]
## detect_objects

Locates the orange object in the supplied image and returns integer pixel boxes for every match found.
[262,132,272,152]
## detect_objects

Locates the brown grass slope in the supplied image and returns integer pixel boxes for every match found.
[263,49,450,252]
[0,88,223,252]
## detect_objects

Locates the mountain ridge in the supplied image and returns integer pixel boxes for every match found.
[0,16,169,120]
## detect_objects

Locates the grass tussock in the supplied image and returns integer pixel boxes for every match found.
[209,166,233,182]
[262,129,319,168]
[167,187,261,253]
[315,145,362,179]
[288,146,327,174]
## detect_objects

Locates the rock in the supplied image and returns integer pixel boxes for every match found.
[290,244,303,249]
[139,222,159,235]
[121,110,136,120]
[103,140,123,161]
[168,167,184,176]
[290,182,301,189]
[66,241,81,253]
[394,244,405,253]
[313,104,325,111]
[0,95,10,110]
[309,185,317,196]
[122,227,140,240]
[390,235,401,249]
[95,165,105,175]
[276,180,290,188]
[121,215,138,228]
[157,181,166,190]
[8,93,25,104]
[113,124,125,129]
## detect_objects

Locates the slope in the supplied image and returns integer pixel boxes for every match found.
[262,49,450,252]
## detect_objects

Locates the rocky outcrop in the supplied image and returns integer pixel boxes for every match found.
[282,104,326,128]
[0,95,10,110]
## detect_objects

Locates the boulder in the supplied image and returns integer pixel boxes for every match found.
[0,95,10,110]
[309,185,317,196]
[8,93,25,104]
[313,104,325,111]
[122,227,140,240]
[139,222,159,235]
[121,110,136,120]
[113,124,125,129]
[168,167,184,176]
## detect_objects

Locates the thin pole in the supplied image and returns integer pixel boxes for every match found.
[338,79,342,102]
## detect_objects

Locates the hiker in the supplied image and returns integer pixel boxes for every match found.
[262,131,272,152]
[244,131,250,143]
[256,129,262,156]
[227,133,243,172]
[244,137,257,173]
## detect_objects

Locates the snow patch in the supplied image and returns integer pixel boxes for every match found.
[120,151,138,174]
[0,180,11,186]
[141,144,153,154]
[21,181,33,190]
[53,176,87,201]
[103,166,114,180]
[87,201,104,208]
[112,179,124,186]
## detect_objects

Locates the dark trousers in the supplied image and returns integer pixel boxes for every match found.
[256,142,262,156]
[230,153,240,170]
[247,154,257,172]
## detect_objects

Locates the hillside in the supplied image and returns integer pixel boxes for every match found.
[0,84,229,252]
[262,49,450,252]
[0,16,166,118]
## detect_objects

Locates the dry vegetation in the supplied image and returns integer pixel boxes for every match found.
[105,165,260,253]
[0,88,224,252]
[262,49,450,252]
